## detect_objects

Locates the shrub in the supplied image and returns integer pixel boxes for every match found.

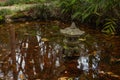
[28,4,51,20]
[0,9,12,22]
[59,0,120,34]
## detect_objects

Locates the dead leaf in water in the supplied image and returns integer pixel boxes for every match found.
[29,60,34,64]
[41,38,49,42]
[19,74,25,80]
[36,79,41,80]
[93,51,97,56]
[79,38,86,41]
[111,74,120,78]
[58,77,68,80]
[106,72,114,75]
[35,46,39,48]
[2,49,7,51]
[0,61,4,64]
[24,33,29,36]
[98,70,105,74]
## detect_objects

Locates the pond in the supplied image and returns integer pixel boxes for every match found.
[0,21,120,80]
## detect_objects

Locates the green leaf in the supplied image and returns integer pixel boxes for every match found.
[82,13,90,22]
[94,5,98,13]
[70,0,76,5]
[72,12,81,19]
[0,16,3,20]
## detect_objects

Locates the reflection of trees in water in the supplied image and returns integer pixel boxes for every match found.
[1,22,116,80]
[0,25,17,80]
[9,25,17,80]
[17,34,63,80]
[0,24,63,80]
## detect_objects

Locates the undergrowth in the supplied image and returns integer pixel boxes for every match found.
[59,0,120,35]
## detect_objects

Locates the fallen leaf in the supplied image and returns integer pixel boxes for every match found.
[41,38,49,42]
[29,60,34,64]
[36,79,41,80]
[98,70,105,74]
[19,74,25,80]
[2,49,7,51]
[58,77,68,80]
[111,74,120,78]
[79,38,86,41]
[106,72,114,75]
[93,51,97,56]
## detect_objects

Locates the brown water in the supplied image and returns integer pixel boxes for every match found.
[0,21,120,80]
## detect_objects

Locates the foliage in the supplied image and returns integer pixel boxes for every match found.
[59,0,80,20]
[102,18,117,34]
[29,4,51,20]
[0,9,12,15]
[0,9,12,21]
[0,0,120,34]
[59,0,120,34]
[0,0,40,6]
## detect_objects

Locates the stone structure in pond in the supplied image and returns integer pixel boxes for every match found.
[60,22,100,57]
[60,22,85,56]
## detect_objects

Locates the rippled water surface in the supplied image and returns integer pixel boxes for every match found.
[0,21,120,80]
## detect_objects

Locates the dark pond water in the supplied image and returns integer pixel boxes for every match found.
[0,21,120,80]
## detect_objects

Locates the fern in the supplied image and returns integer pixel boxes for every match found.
[102,18,117,34]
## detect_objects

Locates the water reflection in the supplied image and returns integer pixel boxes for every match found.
[0,21,120,80]
[15,25,63,80]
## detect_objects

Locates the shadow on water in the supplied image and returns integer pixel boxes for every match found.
[0,21,120,80]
